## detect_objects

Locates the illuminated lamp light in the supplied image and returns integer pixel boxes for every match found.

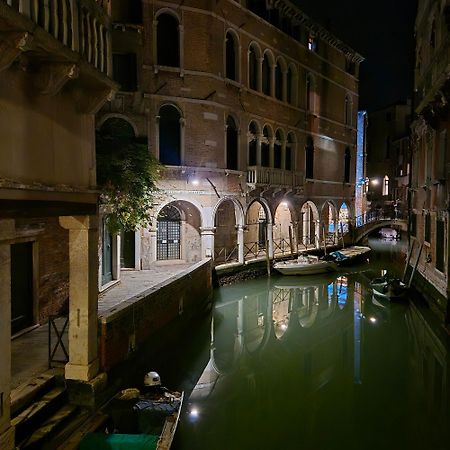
[191,179,200,186]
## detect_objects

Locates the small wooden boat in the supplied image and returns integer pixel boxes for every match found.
[79,372,183,450]
[370,276,408,301]
[330,246,371,266]
[273,254,338,275]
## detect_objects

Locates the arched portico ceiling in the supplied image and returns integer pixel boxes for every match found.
[213,197,245,227]
[246,198,273,224]
[300,200,319,220]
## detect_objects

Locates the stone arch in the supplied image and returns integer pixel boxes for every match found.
[300,200,319,249]
[274,199,294,256]
[244,199,272,260]
[338,201,350,234]
[213,197,244,265]
[97,114,138,136]
[320,201,338,246]
[155,200,202,263]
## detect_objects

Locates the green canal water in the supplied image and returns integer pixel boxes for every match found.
[172,238,450,450]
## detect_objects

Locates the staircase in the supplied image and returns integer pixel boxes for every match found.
[11,372,91,449]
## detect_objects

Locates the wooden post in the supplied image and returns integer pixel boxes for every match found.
[402,239,415,283]
[408,243,423,288]
[288,226,294,257]
[266,239,271,277]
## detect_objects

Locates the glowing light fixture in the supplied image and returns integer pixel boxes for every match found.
[369,317,377,323]
[191,179,200,186]
[370,178,380,186]
[190,408,199,418]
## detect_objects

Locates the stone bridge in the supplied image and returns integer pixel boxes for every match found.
[353,214,408,243]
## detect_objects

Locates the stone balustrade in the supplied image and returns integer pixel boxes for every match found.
[247,165,303,188]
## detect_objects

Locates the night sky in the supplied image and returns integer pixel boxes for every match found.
[296,0,418,112]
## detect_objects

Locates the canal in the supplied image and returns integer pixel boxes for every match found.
[171,238,450,450]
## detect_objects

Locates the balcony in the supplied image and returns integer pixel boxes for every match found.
[0,0,116,110]
[247,166,303,189]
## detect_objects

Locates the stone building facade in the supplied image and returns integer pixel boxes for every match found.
[410,0,450,326]
[97,0,363,284]
[0,1,115,448]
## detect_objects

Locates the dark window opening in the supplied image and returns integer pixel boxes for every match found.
[226,32,237,81]
[287,68,293,104]
[274,132,282,169]
[249,46,258,90]
[113,53,138,91]
[112,0,142,24]
[292,24,301,40]
[157,13,179,67]
[268,8,280,27]
[159,105,181,166]
[281,16,291,34]
[410,213,417,237]
[262,55,271,96]
[248,0,268,20]
[344,148,351,183]
[248,122,258,166]
[275,64,283,100]
[424,213,431,243]
[226,116,238,170]
[261,127,270,167]
[436,219,445,272]
[306,136,314,179]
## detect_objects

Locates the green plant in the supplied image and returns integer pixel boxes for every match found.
[96,123,161,234]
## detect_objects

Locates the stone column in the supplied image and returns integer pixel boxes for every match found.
[267,222,274,258]
[0,220,15,450]
[59,215,99,382]
[200,227,215,259]
[237,224,245,264]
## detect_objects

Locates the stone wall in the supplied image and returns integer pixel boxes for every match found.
[98,259,213,372]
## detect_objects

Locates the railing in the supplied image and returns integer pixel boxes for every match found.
[48,315,69,368]
[247,166,303,188]
[354,209,407,228]
[214,245,238,265]
[273,238,292,256]
[244,241,267,259]
[2,0,111,76]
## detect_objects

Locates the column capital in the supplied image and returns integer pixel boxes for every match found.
[59,215,98,231]
[200,227,216,235]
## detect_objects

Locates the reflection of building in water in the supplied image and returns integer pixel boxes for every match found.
[190,276,359,405]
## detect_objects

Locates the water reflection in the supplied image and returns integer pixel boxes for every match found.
[175,267,450,450]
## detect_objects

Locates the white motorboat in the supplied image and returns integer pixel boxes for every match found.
[273,254,338,276]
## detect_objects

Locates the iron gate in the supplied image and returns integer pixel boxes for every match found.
[157,219,181,260]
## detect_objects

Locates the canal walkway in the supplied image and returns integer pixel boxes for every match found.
[11,262,195,393]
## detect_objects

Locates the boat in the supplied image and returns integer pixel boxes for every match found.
[329,245,371,266]
[273,254,338,275]
[370,276,408,301]
[79,371,184,450]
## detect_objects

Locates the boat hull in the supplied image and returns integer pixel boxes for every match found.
[274,260,338,275]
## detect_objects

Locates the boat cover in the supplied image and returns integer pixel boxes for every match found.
[79,432,159,450]
[330,251,348,261]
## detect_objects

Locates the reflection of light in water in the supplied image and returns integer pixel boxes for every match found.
[337,277,348,309]
[280,323,287,331]
[189,407,200,420]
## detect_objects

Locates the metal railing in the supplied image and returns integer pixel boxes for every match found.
[244,241,267,259]
[273,238,292,256]
[48,315,69,368]
[214,245,238,264]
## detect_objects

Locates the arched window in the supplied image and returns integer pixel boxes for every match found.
[159,105,181,166]
[275,62,283,100]
[248,121,258,166]
[157,205,181,260]
[286,133,294,171]
[274,130,283,169]
[287,67,293,104]
[305,136,314,179]
[262,53,271,96]
[249,44,259,91]
[261,126,271,167]
[226,116,238,170]
[345,95,352,126]
[344,147,351,183]
[157,13,179,67]
[225,31,238,81]
[306,74,314,112]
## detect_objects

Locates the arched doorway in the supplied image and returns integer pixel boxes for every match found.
[339,202,350,234]
[321,201,337,247]
[274,201,293,256]
[245,201,269,260]
[214,199,238,264]
[156,201,202,262]
[300,201,319,249]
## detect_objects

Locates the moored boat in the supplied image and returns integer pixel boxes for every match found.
[329,245,371,266]
[273,254,338,276]
[79,371,183,450]
[370,276,408,301]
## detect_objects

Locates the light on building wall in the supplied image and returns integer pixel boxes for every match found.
[370,178,380,186]
[191,179,200,186]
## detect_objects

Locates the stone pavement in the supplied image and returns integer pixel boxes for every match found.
[11,263,194,391]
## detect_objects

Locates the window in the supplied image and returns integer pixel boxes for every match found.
[262,53,271,96]
[249,45,258,91]
[308,34,317,52]
[305,136,314,179]
[286,133,294,170]
[275,62,283,100]
[274,130,282,169]
[225,31,238,81]
[113,53,137,91]
[424,213,431,243]
[157,205,181,260]
[287,67,293,104]
[157,13,179,67]
[382,175,389,196]
[226,116,238,170]
[344,148,351,183]
[159,105,181,165]
[436,218,445,272]
[248,121,258,166]
[261,126,271,167]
